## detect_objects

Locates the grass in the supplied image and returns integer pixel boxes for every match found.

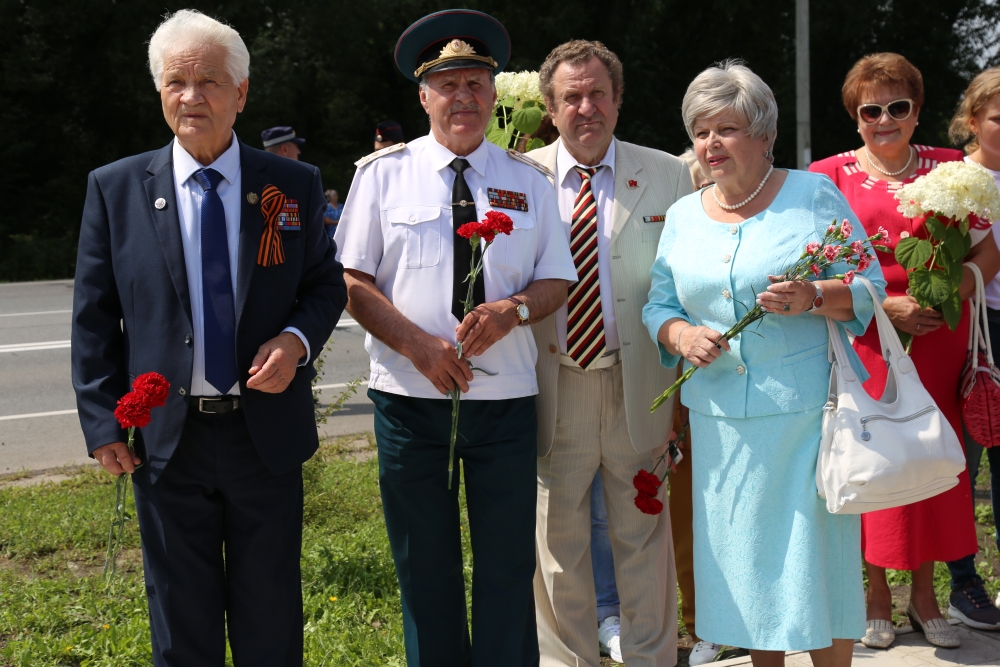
[1,437,995,665]
[0,434,476,666]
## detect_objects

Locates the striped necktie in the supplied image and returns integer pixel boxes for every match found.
[567,166,607,370]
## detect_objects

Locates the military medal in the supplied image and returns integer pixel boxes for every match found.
[257,185,288,267]
[247,192,259,205]
[487,187,528,212]
[643,215,666,223]
[276,199,301,230]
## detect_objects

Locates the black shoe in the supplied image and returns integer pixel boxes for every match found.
[949,576,1000,630]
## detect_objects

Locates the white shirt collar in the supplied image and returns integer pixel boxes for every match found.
[556,137,616,188]
[425,130,491,177]
[172,131,241,186]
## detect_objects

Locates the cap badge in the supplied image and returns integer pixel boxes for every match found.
[628,180,639,189]
[445,39,476,57]
[247,192,259,205]
[154,197,167,210]
[414,38,498,79]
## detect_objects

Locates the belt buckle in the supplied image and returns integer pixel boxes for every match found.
[198,397,239,413]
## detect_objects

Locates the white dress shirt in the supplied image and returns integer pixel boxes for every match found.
[554,138,620,353]
[335,132,577,400]
[172,132,308,396]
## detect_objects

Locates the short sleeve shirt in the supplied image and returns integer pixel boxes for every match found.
[334,133,578,400]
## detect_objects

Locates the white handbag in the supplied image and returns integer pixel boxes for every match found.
[816,276,966,514]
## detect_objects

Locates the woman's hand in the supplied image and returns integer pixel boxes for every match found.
[882,295,943,336]
[756,276,815,315]
[678,325,731,368]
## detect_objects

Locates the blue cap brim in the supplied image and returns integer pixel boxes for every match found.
[395,9,510,84]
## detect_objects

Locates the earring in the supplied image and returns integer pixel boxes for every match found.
[857,128,861,133]
[764,149,771,159]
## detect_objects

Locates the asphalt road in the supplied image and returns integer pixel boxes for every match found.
[0,279,374,475]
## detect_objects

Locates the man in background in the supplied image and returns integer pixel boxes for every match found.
[373,119,404,150]
[262,125,305,160]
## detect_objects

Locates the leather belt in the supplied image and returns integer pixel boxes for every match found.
[559,349,620,370]
[192,395,241,414]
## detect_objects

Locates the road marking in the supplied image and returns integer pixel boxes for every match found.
[314,382,349,390]
[0,309,72,317]
[335,318,360,328]
[0,408,78,422]
[0,340,71,353]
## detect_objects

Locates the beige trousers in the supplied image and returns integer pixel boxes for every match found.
[535,362,677,667]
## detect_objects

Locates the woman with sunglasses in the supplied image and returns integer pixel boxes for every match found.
[811,53,1000,649]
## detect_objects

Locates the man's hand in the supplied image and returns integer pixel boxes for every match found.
[246,332,306,393]
[410,333,475,395]
[455,300,519,357]
[93,442,141,475]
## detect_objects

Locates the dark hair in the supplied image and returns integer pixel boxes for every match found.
[539,40,624,107]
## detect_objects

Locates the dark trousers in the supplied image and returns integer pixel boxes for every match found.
[948,306,1000,588]
[132,407,304,667]
[369,389,539,667]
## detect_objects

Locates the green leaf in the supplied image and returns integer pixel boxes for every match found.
[940,290,963,330]
[511,106,544,135]
[944,226,968,262]
[961,217,971,235]
[908,267,952,308]
[925,217,946,240]
[895,237,933,270]
[526,137,546,152]
[485,123,513,149]
[521,100,537,108]
[948,259,965,290]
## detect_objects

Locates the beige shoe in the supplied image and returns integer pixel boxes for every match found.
[908,603,960,648]
[862,619,895,649]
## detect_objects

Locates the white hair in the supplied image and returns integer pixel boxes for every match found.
[681,59,778,147]
[148,9,249,91]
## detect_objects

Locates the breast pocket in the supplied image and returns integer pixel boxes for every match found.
[642,221,665,244]
[487,210,535,274]
[384,206,443,269]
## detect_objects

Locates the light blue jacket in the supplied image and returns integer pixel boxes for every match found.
[642,170,888,418]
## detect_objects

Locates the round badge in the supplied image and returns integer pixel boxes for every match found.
[247,192,259,205]
[154,198,167,210]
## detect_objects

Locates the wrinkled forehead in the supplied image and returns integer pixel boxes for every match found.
[161,42,229,77]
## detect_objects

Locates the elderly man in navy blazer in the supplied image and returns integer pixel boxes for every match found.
[71,9,345,666]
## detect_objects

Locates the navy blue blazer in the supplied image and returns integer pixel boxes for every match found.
[72,140,347,482]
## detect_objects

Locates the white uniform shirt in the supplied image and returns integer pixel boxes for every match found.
[335,133,577,400]
[553,138,620,353]
[172,133,308,396]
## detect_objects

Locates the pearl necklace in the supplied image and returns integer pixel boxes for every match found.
[712,164,774,211]
[865,146,914,177]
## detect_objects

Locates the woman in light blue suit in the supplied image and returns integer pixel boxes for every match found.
[643,61,887,667]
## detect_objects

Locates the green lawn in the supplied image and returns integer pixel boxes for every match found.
[0,437,995,665]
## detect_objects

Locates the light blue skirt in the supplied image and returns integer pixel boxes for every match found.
[690,407,865,651]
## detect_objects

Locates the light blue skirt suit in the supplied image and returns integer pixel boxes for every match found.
[642,171,887,650]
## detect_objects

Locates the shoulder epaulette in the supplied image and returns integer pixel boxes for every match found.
[354,142,407,168]
[506,149,555,179]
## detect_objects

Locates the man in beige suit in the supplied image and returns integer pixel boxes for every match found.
[528,40,692,667]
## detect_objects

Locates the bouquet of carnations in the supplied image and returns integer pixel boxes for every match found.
[892,160,1000,337]
[103,371,169,582]
[446,211,514,488]
[486,70,548,152]
[633,423,688,515]
[649,219,885,412]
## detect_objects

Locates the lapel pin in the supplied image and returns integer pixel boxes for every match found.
[627,180,638,189]
[247,192,259,205]
[154,197,167,210]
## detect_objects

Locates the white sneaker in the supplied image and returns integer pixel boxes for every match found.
[597,616,623,663]
[689,641,722,666]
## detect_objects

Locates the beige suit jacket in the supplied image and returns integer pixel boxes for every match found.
[529,137,692,455]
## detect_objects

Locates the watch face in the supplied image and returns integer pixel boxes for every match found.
[814,296,825,309]
[517,304,529,320]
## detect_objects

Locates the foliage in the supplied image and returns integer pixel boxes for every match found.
[311,341,366,425]
[487,71,547,151]
[0,438,477,665]
[2,0,1000,281]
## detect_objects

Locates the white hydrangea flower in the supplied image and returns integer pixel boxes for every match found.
[494,70,544,105]
[494,72,514,101]
[895,160,1000,222]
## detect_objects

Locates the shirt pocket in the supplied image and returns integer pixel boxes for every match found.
[486,210,535,274]
[641,220,665,244]
[384,205,443,269]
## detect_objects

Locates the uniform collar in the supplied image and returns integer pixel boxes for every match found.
[425,131,490,177]
[172,130,242,186]
[556,137,616,188]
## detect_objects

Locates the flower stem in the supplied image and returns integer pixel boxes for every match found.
[102,427,135,584]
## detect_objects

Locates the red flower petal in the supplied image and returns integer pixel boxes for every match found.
[114,392,152,429]
[457,222,482,240]
[634,494,664,515]
[132,372,170,408]
[632,469,662,496]
[484,210,514,235]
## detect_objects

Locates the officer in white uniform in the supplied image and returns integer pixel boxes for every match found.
[334,9,576,667]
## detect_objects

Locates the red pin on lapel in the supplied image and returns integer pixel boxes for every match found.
[628,180,638,189]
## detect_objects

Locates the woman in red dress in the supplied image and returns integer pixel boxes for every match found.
[811,53,1000,648]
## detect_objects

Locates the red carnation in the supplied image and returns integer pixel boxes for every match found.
[132,372,170,408]
[114,392,152,429]
[843,269,855,285]
[484,210,514,236]
[632,469,662,496]
[457,222,483,240]
[634,494,664,515]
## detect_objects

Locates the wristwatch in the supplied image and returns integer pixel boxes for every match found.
[808,283,824,311]
[507,296,530,325]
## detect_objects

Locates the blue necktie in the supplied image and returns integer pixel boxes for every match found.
[195,168,238,395]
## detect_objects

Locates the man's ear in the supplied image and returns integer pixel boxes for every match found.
[236,78,249,113]
[419,86,431,114]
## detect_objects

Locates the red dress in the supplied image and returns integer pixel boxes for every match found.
[810,146,979,569]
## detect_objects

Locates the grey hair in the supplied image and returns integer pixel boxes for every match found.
[148,9,250,91]
[681,60,778,147]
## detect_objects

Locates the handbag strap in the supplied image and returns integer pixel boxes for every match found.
[826,276,912,381]
[966,262,994,364]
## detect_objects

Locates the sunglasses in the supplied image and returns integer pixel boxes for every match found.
[857,99,914,124]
